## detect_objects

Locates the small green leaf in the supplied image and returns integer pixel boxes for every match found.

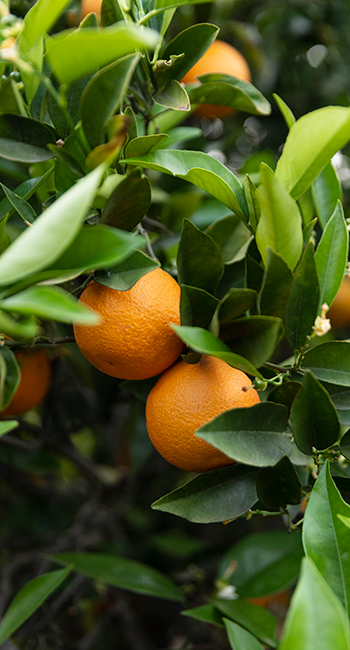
[177,219,224,295]
[285,242,320,350]
[220,316,283,369]
[312,162,342,229]
[315,201,349,309]
[224,618,265,650]
[273,94,295,129]
[210,288,257,337]
[301,342,350,387]
[0,286,100,324]
[180,285,219,328]
[0,347,20,411]
[258,248,293,320]
[94,250,159,291]
[152,464,258,523]
[0,311,39,341]
[125,134,169,158]
[159,23,219,86]
[255,164,303,271]
[19,0,71,51]
[154,79,190,111]
[340,430,350,461]
[100,172,151,231]
[243,175,260,232]
[256,456,302,509]
[213,599,277,649]
[182,604,224,627]
[0,115,56,163]
[189,74,271,116]
[101,0,124,25]
[0,78,26,116]
[0,184,37,224]
[0,420,19,436]
[205,214,251,264]
[267,381,302,417]
[0,170,54,224]
[197,402,291,467]
[0,566,72,646]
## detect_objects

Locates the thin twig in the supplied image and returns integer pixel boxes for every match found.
[136,224,158,261]
[142,216,174,235]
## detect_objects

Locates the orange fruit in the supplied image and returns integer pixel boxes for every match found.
[145,355,260,473]
[248,591,291,609]
[327,277,350,329]
[181,39,251,119]
[73,269,184,380]
[80,0,102,20]
[1,349,51,416]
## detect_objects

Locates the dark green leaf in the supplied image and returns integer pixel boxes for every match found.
[267,381,302,417]
[180,285,218,328]
[0,170,54,224]
[258,248,293,320]
[285,242,320,350]
[101,0,124,25]
[54,127,87,193]
[224,619,265,650]
[290,371,340,455]
[125,134,169,158]
[189,74,271,116]
[243,175,260,232]
[205,215,251,264]
[256,456,302,509]
[301,342,350,387]
[312,162,342,229]
[159,23,219,85]
[315,201,349,308]
[217,259,246,298]
[340,430,350,461]
[177,219,224,295]
[48,75,93,140]
[154,79,190,111]
[0,184,37,224]
[152,464,258,523]
[0,114,56,163]
[54,553,183,602]
[220,316,283,369]
[210,288,257,337]
[0,347,20,411]
[100,172,151,231]
[197,402,291,467]
[94,250,159,291]
[182,604,224,627]
[213,599,277,649]
[124,106,138,141]
[0,286,100,324]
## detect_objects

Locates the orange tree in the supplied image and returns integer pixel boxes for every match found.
[0,0,349,648]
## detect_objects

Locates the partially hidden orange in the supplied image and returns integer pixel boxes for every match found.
[181,39,251,119]
[327,277,350,329]
[1,349,51,416]
[146,355,260,473]
[80,0,102,20]
[73,269,184,380]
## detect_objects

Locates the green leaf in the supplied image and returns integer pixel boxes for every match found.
[0,78,26,116]
[0,172,54,224]
[0,286,100,324]
[301,342,350,387]
[267,381,302,417]
[285,242,320,350]
[0,566,72,646]
[152,464,258,523]
[340,430,350,461]
[315,201,349,309]
[177,219,224,295]
[256,456,302,509]
[171,325,263,379]
[101,0,124,26]
[125,134,169,158]
[205,214,251,264]
[218,530,303,598]
[258,248,293,320]
[0,311,39,340]
[54,127,87,193]
[197,402,291,467]
[100,172,151,231]
[189,74,271,116]
[279,558,350,650]
[122,150,248,219]
[243,175,260,232]
[19,0,71,51]
[210,288,257,337]
[290,371,340,455]
[213,599,277,649]
[81,54,139,149]
[0,184,37,224]
[0,165,105,286]
[45,24,158,86]
[312,162,342,229]
[182,604,224,627]
[53,553,183,602]
[180,285,219,328]
[302,461,350,614]
[158,23,219,86]
[220,316,283,369]
[158,126,202,148]
[302,218,317,244]
[154,79,190,111]
[275,106,350,201]
[0,115,56,163]
[255,164,303,271]
[94,250,159,291]
[0,347,20,411]
[273,93,295,129]
[0,420,19,436]
[224,619,265,650]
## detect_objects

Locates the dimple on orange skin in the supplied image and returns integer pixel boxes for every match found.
[1,349,51,417]
[146,355,260,473]
[181,40,251,119]
[73,269,184,380]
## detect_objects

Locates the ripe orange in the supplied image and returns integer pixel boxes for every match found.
[1,349,51,416]
[327,277,350,329]
[248,590,291,610]
[80,0,102,20]
[146,355,260,473]
[73,269,184,380]
[181,39,251,119]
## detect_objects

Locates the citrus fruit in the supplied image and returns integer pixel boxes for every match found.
[145,355,260,473]
[80,0,102,20]
[248,591,291,610]
[73,269,184,380]
[327,277,350,329]
[1,349,51,417]
[181,39,251,119]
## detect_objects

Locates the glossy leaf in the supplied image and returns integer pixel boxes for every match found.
[258,248,293,320]
[273,93,295,129]
[285,242,320,350]
[54,553,183,602]
[210,288,257,337]
[125,134,169,158]
[302,461,350,614]
[256,164,303,271]
[205,215,251,264]
[154,79,190,111]
[290,371,340,455]
[19,0,71,51]
[159,23,219,85]
[213,599,277,649]
[267,381,302,417]
[94,250,159,291]
[0,166,104,286]
[280,558,350,650]
[220,316,283,369]
[0,566,72,646]
[225,619,265,650]
[152,464,258,523]
[256,456,302,509]
[315,201,349,308]
[171,325,263,379]
[0,184,36,224]
[301,342,350,387]
[0,286,100,324]
[182,604,224,627]
[312,162,342,229]
[0,171,53,224]
[218,530,303,598]
[340,430,350,461]
[197,402,291,467]
[0,115,56,163]
[100,172,151,231]
[101,0,124,25]
[275,106,350,201]
[46,24,158,86]
[180,285,218,328]
[122,150,248,219]
[190,74,271,116]
[158,126,202,148]
[177,219,224,295]
[81,54,139,149]
[0,347,20,411]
